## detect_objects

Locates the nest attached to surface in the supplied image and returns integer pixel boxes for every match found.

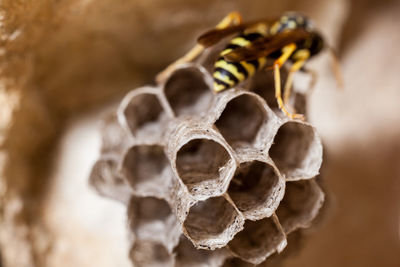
[89,46,325,266]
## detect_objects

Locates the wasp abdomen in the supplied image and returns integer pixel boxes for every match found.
[213,32,267,92]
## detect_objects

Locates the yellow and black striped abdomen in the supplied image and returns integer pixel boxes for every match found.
[213,32,267,92]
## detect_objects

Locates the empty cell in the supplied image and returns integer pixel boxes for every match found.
[121,92,168,140]
[89,157,131,203]
[122,145,172,197]
[269,121,322,180]
[131,197,172,225]
[228,161,284,220]
[176,138,234,196]
[228,217,286,265]
[183,196,243,249]
[100,113,128,154]
[224,231,301,267]
[164,66,213,116]
[128,197,181,252]
[223,234,302,267]
[130,241,174,267]
[214,95,267,148]
[175,237,227,267]
[276,179,324,233]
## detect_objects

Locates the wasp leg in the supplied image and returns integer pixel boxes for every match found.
[283,52,310,108]
[155,44,204,83]
[273,44,305,120]
[156,12,243,83]
[215,11,243,29]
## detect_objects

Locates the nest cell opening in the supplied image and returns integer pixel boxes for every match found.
[269,122,321,180]
[228,161,282,220]
[164,66,213,116]
[129,196,181,255]
[214,94,268,148]
[228,217,286,265]
[100,114,127,154]
[122,145,171,197]
[122,93,167,139]
[176,139,234,196]
[89,158,130,203]
[130,241,173,267]
[90,158,124,188]
[130,197,172,227]
[276,179,324,233]
[183,196,241,249]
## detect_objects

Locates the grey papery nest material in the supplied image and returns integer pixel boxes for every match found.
[89,52,325,266]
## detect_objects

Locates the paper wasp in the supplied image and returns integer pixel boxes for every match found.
[157,11,342,120]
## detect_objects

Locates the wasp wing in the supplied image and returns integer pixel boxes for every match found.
[223,29,311,62]
[197,18,277,47]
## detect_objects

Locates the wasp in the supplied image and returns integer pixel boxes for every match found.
[157,11,342,120]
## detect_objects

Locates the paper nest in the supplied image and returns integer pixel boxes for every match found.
[89,54,325,266]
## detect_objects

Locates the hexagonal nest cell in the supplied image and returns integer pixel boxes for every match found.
[228,160,285,220]
[276,179,324,233]
[90,57,325,266]
[119,89,172,143]
[122,144,172,198]
[128,197,181,257]
[174,237,228,267]
[100,113,129,155]
[130,197,172,229]
[130,241,174,267]
[89,157,131,204]
[269,121,322,180]
[214,94,269,149]
[164,65,214,117]
[183,196,244,249]
[228,216,286,265]
[176,138,235,198]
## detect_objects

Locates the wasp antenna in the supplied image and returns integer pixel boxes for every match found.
[327,45,344,89]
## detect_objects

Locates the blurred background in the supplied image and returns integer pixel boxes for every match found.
[0,0,399,266]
